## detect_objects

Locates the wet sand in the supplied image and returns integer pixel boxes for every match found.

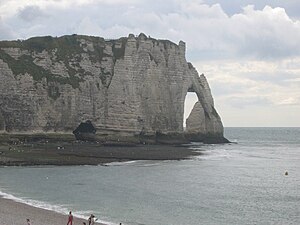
[0,197,104,225]
[0,142,201,166]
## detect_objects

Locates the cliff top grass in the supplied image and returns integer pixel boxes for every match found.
[0,34,182,93]
[0,33,179,55]
[0,35,129,91]
[0,34,128,60]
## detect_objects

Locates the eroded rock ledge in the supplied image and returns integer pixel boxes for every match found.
[0,34,228,144]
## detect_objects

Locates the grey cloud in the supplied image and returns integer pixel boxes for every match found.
[1,1,300,61]
[226,96,272,109]
[203,0,300,18]
[0,17,14,40]
[237,72,300,86]
[233,8,300,60]
[210,82,247,97]
[276,97,300,106]
[18,5,47,22]
[187,5,300,61]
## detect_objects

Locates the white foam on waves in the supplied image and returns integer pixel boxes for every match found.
[103,160,167,167]
[0,189,117,225]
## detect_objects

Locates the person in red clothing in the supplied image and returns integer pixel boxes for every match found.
[67,211,73,225]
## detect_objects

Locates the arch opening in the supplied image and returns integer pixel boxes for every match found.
[183,92,198,130]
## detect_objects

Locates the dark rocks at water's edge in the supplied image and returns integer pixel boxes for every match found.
[0,33,229,144]
[184,132,230,144]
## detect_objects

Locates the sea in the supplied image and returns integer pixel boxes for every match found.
[0,127,299,225]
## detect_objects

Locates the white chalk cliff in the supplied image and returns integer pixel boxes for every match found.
[0,34,227,143]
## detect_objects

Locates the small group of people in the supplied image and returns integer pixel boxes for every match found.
[25,211,122,225]
[67,211,97,225]
[87,213,97,225]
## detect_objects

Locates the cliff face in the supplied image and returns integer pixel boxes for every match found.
[0,34,226,143]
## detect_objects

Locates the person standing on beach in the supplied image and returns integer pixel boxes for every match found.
[88,214,92,225]
[67,211,73,225]
[26,219,31,225]
[88,214,97,225]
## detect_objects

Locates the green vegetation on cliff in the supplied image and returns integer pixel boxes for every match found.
[0,34,127,62]
[0,34,128,93]
[0,49,82,91]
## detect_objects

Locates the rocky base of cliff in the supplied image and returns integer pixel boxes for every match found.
[0,131,229,147]
[184,132,230,144]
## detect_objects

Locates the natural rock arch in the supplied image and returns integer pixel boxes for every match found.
[0,34,228,143]
[182,71,226,143]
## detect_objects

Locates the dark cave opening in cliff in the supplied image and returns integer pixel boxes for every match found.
[73,120,96,141]
[183,92,198,130]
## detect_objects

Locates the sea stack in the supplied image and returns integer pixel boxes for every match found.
[0,34,228,144]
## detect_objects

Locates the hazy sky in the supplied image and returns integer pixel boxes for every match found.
[0,0,299,127]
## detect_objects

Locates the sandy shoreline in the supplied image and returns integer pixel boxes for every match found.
[0,196,105,225]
